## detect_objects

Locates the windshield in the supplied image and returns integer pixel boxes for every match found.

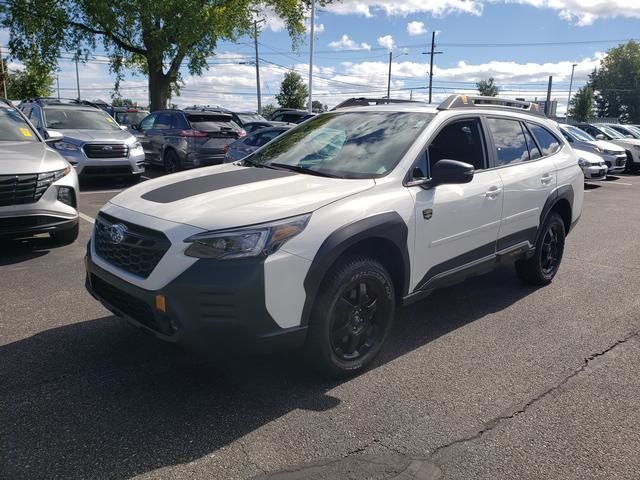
[238,113,266,124]
[625,125,640,137]
[43,107,122,130]
[248,111,434,179]
[0,106,40,142]
[599,125,625,139]
[115,111,148,126]
[564,125,594,142]
[614,125,640,138]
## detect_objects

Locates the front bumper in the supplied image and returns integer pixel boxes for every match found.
[85,247,307,352]
[602,153,626,173]
[59,148,145,177]
[582,164,607,180]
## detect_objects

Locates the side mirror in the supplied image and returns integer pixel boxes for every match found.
[120,125,128,131]
[45,130,64,143]
[625,134,634,138]
[131,124,139,131]
[429,159,475,187]
[595,134,605,140]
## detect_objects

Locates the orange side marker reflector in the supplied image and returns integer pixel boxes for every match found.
[156,295,166,313]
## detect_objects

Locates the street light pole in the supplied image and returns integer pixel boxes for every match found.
[422,32,443,104]
[387,51,392,99]
[253,19,265,115]
[74,52,81,101]
[566,63,577,120]
[307,0,315,113]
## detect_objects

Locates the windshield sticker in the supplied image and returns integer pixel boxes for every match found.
[106,117,114,123]
[19,128,33,137]
[414,120,427,128]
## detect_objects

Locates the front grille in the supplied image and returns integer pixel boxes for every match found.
[94,212,170,278]
[84,143,129,159]
[82,166,132,176]
[0,169,66,207]
[90,274,174,335]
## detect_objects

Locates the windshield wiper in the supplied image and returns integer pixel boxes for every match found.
[241,157,273,169]
[268,163,341,178]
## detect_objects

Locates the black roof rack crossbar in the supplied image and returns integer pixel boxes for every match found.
[332,97,426,110]
[437,95,545,116]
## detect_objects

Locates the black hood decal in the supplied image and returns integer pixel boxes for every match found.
[141,167,296,204]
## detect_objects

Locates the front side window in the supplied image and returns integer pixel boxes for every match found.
[564,125,594,142]
[598,126,624,139]
[153,113,173,130]
[486,118,530,166]
[427,117,487,173]
[527,123,561,156]
[249,111,434,179]
[139,114,156,131]
[43,107,121,131]
[0,106,40,142]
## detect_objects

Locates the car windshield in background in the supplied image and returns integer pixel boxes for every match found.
[0,107,39,142]
[115,112,148,125]
[599,125,625,139]
[565,125,594,142]
[44,108,122,130]
[249,111,434,179]
[237,113,266,124]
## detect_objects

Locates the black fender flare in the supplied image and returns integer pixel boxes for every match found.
[300,212,410,326]
[538,184,574,241]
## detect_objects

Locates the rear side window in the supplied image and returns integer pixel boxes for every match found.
[486,118,529,166]
[522,126,541,160]
[527,123,561,156]
[172,113,189,130]
[154,113,173,130]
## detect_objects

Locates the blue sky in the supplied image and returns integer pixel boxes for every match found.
[1,0,639,112]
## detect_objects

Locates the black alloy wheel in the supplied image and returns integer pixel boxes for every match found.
[164,150,180,173]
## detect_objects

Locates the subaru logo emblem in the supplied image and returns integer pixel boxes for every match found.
[102,145,113,151]
[108,224,127,244]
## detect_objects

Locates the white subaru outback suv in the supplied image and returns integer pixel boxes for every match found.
[85,96,583,377]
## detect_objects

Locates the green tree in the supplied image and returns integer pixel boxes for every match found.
[276,70,308,109]
[1,0,325,111]
[111,97,136,107]
[6,59,55,99]
[312,100,327,112]
[569,86,594,122]
[261,103,278,118]
[590,41,640,122]
[0,57,8,97]
[476,77,499,96]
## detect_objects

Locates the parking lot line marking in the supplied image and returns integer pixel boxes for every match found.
[607,181,634,186]
[78,212,95,224]
[79,189,123,195]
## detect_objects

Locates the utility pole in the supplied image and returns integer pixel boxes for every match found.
[410,89,413,101]
[56,72,60,99]
[545,75,553,117]
[387,51,392,99]
[0,45,7,99]
[74,52,81,101]
[422,32,443,104]
[566,63,577,119]
[253,19,265,114]
[307,0,315,113]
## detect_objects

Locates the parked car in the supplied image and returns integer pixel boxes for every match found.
[574,123,640,172]
[558,124,626,174]
[243,121,292,134]
[132,109,246,172]
[113,107,150,128]
[576,149,608,181]
[268,108,316,123]
[19,98,145,179]
[187,106,267,128]
[85,95,583,378]
[0,98,79,243]
[600,123,640,140]
[224,126,292,163]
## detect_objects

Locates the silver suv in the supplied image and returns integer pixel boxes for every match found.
[0,98,79,243]
[19,98,145,179]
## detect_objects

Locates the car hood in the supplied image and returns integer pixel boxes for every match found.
[0,141,69,174]
[607,137,640,148]
[55,128,135,144]
[109,163,375,230]
[573,148,604,164]
[592,140,625,153]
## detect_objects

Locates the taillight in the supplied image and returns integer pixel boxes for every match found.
[238,129,247,138]
[178,129,208,137]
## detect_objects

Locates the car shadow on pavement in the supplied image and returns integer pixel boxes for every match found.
[0,266,536,479]
[0,237,58,266]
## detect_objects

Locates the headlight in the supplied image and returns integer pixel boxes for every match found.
[603,149,620,155]
[130,141,143,150]
[578,158,588,167]
[53,141,80,152]
[593,146,602,153]
[184,214,311,259]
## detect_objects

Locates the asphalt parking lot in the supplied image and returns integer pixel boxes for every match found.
[1,171,640,480]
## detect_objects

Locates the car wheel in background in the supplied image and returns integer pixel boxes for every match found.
[50,223,79,245]
[164,150,181,174]
[516,211,566,286]
[305,256,395,378]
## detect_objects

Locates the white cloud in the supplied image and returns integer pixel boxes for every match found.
[498,0,640,26]
[377,35,395,50]
[328,35,372,51]
[407,21,427,36]
[326,0,483,17]
[306,22,325,34]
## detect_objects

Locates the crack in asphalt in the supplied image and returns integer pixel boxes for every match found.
[428,328,640,459]
[238,439,267,475]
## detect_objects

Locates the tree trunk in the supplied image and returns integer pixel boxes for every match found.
[147,54,171,112]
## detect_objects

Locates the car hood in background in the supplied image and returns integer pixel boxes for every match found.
[0,141,69,174]
[574,148,605,165]
[55,128,136,144]
[109,163,375,230]
[592,140,626,153]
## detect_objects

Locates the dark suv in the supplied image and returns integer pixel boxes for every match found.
[269,108,315,123]
[133,109,246,172]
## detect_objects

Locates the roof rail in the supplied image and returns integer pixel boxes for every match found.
[332,97,425,110]
[437,95,544,116]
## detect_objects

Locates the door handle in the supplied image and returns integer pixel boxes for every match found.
[484,186,502,199]
[541,173,553,185]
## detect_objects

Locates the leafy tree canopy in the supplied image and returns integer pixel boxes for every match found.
[569,86,594,122]
[1,0,329,111]
[1,57,55,99]
[276,70,308,109]
[476,77,499,97]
